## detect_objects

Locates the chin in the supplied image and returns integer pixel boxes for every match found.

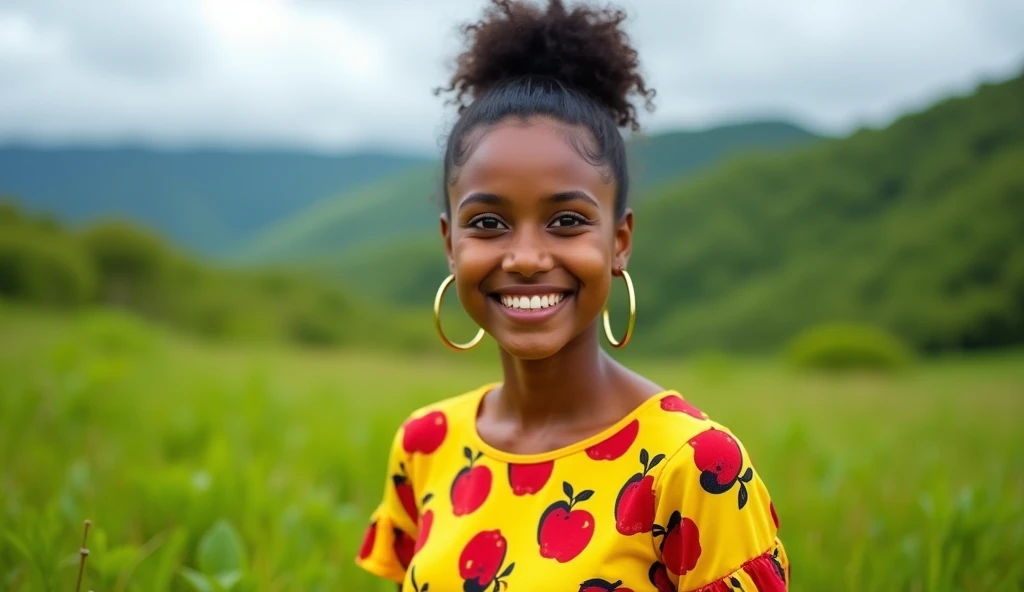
[496,333,570,361]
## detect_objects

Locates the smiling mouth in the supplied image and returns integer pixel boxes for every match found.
[495,293,568,310]
[487,290,576,323]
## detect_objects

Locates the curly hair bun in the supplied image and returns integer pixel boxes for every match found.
[438,0,655,131]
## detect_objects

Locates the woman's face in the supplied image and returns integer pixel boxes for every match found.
[441,117,633,360]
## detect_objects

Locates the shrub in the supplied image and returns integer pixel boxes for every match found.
[785,322,914,372]
[0,230,97,305]
[80,221,171,310]
[287,307,344,347]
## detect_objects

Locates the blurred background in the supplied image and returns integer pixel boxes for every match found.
[1,0,1023,590]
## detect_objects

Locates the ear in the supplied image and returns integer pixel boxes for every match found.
[613,209,634,273]
[440,213,455,274]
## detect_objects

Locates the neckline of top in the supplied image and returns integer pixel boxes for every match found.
[463,382,678,464]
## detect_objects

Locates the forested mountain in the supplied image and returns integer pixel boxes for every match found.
[0,147,429,255]
[235,164,442,263]
[627,120,818,190]
[628,73,1024,353]
[0,122,816,262]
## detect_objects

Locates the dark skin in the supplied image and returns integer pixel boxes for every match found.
[440,116,664,455]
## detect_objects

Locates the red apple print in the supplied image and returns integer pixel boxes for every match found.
[585,419,639,461]
[403,410,448,454]
[537,481,596,563]
[647,562,673,592]
[689,429,742,486]
[459,530,515,592]
[660,394,706,420]
[508,460,554,496]
[653,511,701,576]
[578,578,634,592]
[410,566,431,592]
[614,448,666,536]
[392,527,415,569]
[414,493,434,554]
[392,462,419,523]
[357,520,376,561]
[688,428,755,509]
[451,447,492,516]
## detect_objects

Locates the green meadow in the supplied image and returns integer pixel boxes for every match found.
[1,307,1021,591]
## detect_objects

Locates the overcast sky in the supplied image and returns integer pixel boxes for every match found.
[1,0,1022,155]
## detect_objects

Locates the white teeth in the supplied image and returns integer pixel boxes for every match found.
[499,293,565,311]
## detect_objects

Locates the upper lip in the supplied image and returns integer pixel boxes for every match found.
[490,285,574,297]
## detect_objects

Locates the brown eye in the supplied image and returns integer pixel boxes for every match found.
[550,213,587,228]
[470,216,507,230]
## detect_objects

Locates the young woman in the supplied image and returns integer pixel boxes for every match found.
[355,1,788,590]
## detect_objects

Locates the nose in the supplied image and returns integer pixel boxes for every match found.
[501,226,554,277]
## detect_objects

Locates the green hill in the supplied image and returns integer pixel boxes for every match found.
[234,121,819,263]
[309,72,1024,353]
[0,147,430,255]
[629,72,1024,353]
[628,120,819,190]
[0,200,466,353]
[236,164,442,264]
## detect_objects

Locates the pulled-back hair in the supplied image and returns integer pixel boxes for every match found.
[436,0,656,219]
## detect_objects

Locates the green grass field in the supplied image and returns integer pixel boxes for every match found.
[1,307,1022,591]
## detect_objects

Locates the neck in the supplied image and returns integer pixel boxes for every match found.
[494,322,618,425]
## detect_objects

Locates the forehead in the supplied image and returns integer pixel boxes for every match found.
[451,118,613,204]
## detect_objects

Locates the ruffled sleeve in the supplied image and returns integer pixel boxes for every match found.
[651,425,789,591]
[354,424,421,584]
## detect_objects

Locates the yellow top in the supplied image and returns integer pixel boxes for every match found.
[355,384,789,592]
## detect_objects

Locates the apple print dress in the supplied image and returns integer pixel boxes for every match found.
[355,383,789,591]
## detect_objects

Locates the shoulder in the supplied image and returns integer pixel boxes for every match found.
[647,393,759,496]
[637,392,768,510]
[630,391,716,460]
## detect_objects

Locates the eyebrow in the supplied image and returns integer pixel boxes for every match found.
[457,190,599,212]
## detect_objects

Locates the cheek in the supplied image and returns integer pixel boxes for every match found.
[567,237,614,299]
[451,238,494,299]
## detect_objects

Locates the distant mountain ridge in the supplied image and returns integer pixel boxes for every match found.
[0,120,817,261]
[235,164,442,264]
[0,146,430,255]
[236,119,820,263]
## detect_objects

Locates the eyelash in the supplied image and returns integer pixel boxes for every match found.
[469,216,507,230]
[467,212,591,231]
[549,212,590,228]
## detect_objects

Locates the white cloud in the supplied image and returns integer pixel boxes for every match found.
[0,0,1021,153]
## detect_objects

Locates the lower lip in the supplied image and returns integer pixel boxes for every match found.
[492,294,572,324]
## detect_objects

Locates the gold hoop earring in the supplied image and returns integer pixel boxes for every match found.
[603,268,636,348]
[433,274,485,351]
